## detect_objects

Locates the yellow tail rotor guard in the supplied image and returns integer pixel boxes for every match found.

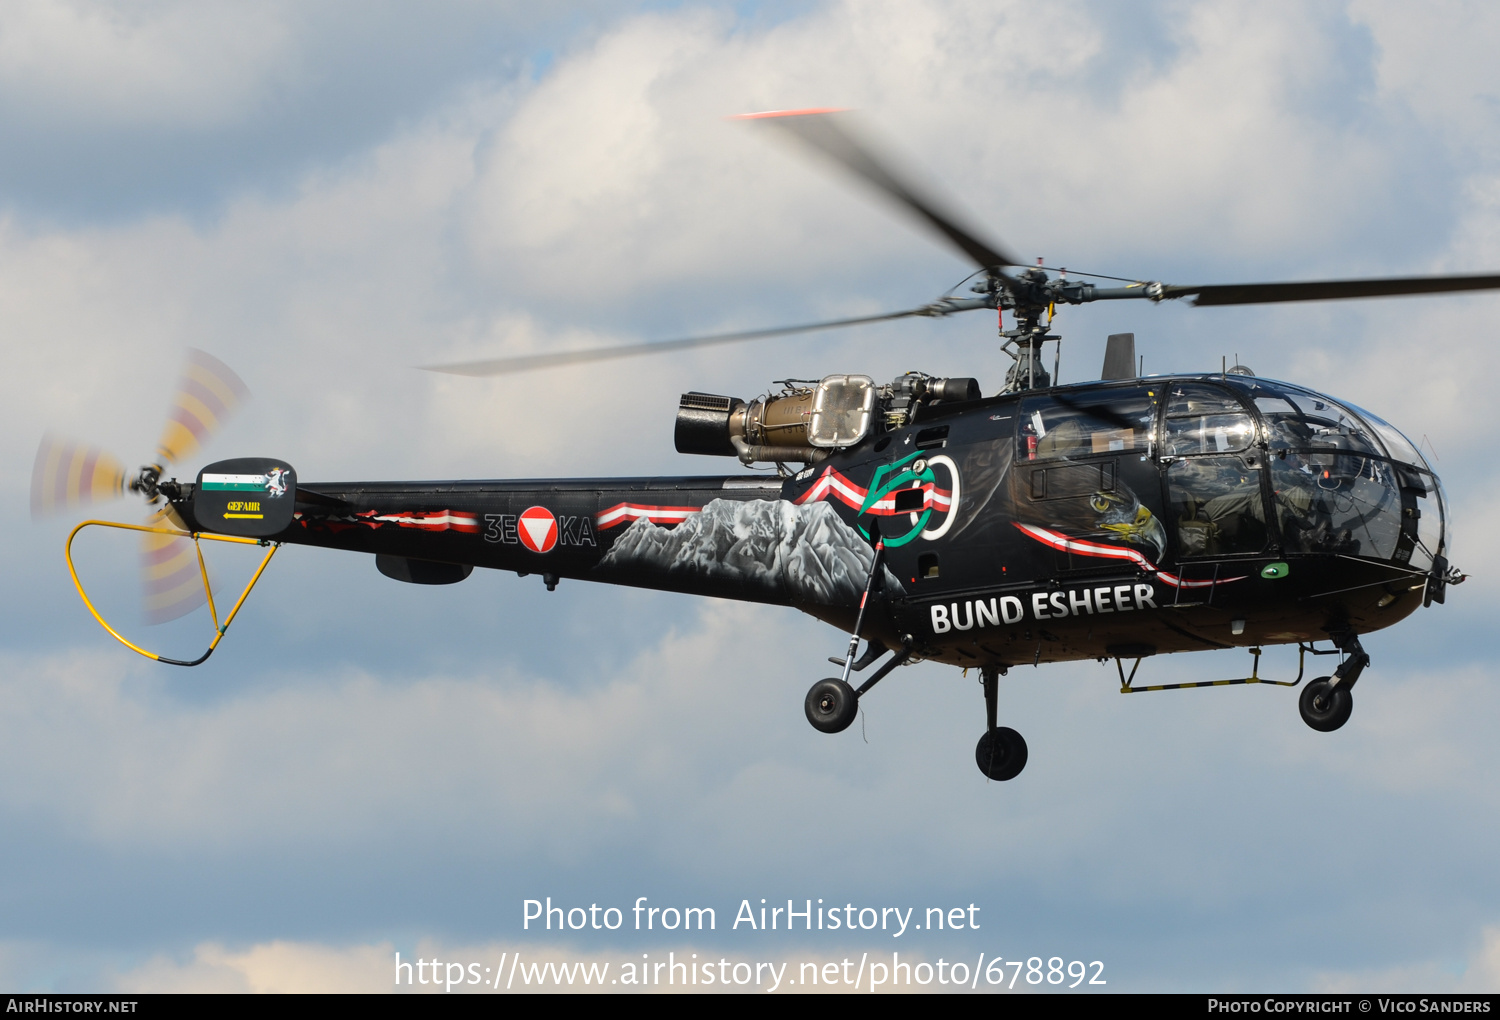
[65,519,279,667]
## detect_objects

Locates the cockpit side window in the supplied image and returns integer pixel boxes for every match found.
[1018,388,1158,462]
[1167,455,1269,557]
[1161,384,1267,557]
[1165,384,1245,417]
[1164,383,1255,457]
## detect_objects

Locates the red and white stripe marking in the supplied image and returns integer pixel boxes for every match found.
[1014,523,1245,589]
[794,465,867,508]
[357,510,481,533]
[793,464,951,516]
[596,503,703,530]
[863,483,952,515]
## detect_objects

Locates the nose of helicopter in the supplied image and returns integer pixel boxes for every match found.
[1223,377,1450,590]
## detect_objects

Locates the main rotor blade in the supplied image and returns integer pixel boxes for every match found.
[420,308,935,377]
[737,109,1022,277]
[1163,273,1500,306]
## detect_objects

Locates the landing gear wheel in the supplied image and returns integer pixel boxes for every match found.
[975,726,1028,781]
[1299,676,1353,732]
[805,678,859,734]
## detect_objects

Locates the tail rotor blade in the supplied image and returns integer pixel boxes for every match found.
[30,434,127,519]
[140,505,210,625]
[156,348,250,468]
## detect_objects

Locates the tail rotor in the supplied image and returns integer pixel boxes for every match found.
[32,348,249,625]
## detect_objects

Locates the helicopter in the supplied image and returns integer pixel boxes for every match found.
[32,109,1486,782]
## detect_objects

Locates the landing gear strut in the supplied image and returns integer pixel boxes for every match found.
[975,665,1027,781]
[1299,631,1367,733]
[805,529,906,735]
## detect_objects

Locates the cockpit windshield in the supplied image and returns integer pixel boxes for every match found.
[1250,385,1385,458]
[1343,400,1432,471]
[1170,378,1445,569]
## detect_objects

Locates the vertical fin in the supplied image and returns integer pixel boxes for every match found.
[1102,333,1137,380]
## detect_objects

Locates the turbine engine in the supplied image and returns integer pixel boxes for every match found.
[675,372,979,466]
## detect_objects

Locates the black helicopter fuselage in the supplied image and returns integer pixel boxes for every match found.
[178,373,1447,670]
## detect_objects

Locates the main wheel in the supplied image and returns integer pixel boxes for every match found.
[805,678,859,733]
[975,726,1028,781]
[1299,676,1353,732]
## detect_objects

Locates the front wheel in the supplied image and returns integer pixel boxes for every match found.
[975,726,1028,781]
[1299,677,1353,732]
[805,678,859,733]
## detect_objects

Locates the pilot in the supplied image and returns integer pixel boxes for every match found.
[1194,451,1323,552]
[1194,472,1264,552]
[1271,451,1318,520]
[1271,451,1351,552]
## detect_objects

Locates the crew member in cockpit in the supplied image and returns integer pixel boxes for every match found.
[1195,450,1322,552]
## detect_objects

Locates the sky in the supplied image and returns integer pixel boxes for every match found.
[2,0,1500,993]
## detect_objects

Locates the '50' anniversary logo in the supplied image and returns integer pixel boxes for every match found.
[857,452,960,547]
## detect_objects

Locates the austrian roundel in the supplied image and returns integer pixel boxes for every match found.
[518,506,558,553]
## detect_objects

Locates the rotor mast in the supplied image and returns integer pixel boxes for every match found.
[980,267,1164,393]
[991,266,1060,393]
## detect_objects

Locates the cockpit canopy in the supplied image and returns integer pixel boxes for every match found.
[1018,375,1445,569]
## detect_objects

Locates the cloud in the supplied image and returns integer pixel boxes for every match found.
[2,597,1498,911]
[1314,925,1500,993]
[1,0,1500,994]
[0,1,294,129]
[0,2,619,220]
[464,0,1429,309]
[4,0,1485,498]
[111,939,394,994]
[1352,0,1500,162]
[106,937,946,993]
